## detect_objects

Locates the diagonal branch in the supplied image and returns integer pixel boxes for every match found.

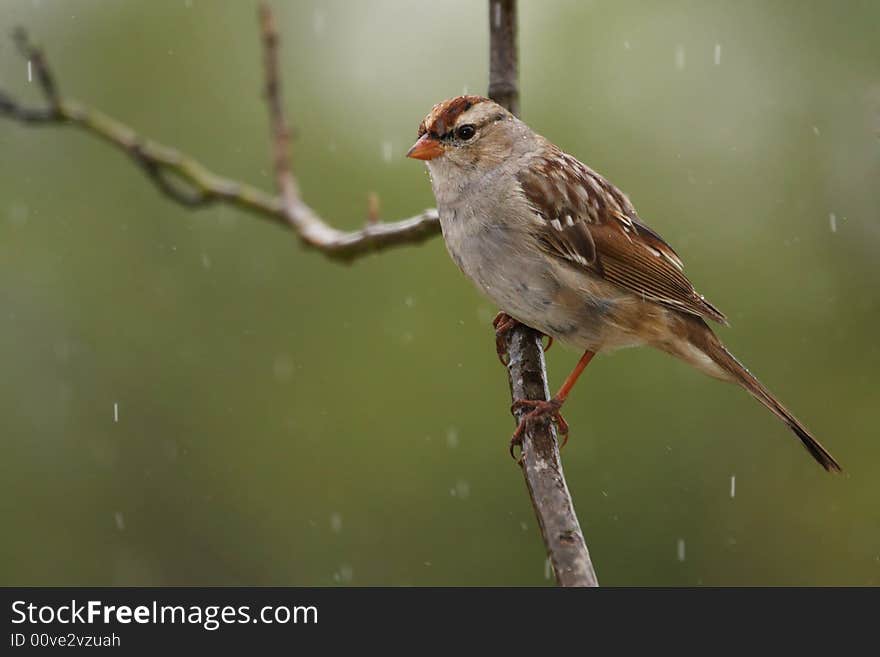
[0,27,440,263]
[489,0,598,587]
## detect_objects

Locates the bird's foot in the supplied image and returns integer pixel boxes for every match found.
[492,312,520,365]
[509,397,569,460]
[492,312,553,365]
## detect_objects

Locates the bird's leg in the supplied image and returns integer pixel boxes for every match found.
[492,312,553,365]
[509,350,596,459]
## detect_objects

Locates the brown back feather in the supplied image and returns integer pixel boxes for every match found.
[518,146,728,325]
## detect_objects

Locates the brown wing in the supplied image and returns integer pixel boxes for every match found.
[518,147,728,325]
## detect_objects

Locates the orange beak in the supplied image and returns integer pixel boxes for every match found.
[406,134,443,161]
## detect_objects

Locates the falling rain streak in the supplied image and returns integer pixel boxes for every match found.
[313,10,325,36]
[675,45,686,70]
[714,43,722,65]
[113,402,119,423]
[333,564,353,583]
[730,475,736,499]
[677,539,686,562]
[829,213,837,233]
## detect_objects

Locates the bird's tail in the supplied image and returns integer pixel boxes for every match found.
[688,320,841,472]
[656,314,841,472]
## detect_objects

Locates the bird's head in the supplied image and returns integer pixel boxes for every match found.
[406,96,522,177]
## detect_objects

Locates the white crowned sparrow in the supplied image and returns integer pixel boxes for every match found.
[407,95,840,472]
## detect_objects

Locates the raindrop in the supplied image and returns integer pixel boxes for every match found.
[446,427,459,449]
[829,213,837,233]
[114,512,125,531]
[812,126,821,136]
[714,43,722,66]
[730,475,736,498]
[623,40,631,50]
[27,60,32,82]
[677,539,686,562]
[200,253,212,269]
[113,402,119,423]
[520,521,528,531]
[330,512,343,533]
[273,354,294,383]
[313,10,326,36]
[334,564,353,583]
[675,45,686,70]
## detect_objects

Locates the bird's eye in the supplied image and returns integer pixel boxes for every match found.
[456,124,476,141]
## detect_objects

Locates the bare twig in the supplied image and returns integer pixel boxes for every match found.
[259,4,299,213]
[255,3,439,259]
[12,27,60,110]
[489,0,598,587]
[0,28,440,262]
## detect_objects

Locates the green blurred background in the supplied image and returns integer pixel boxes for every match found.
[1,0,878,586]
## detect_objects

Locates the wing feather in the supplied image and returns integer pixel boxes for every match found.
[517,148,728,325]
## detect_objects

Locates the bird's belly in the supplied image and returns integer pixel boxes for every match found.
[443,217,642,352]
